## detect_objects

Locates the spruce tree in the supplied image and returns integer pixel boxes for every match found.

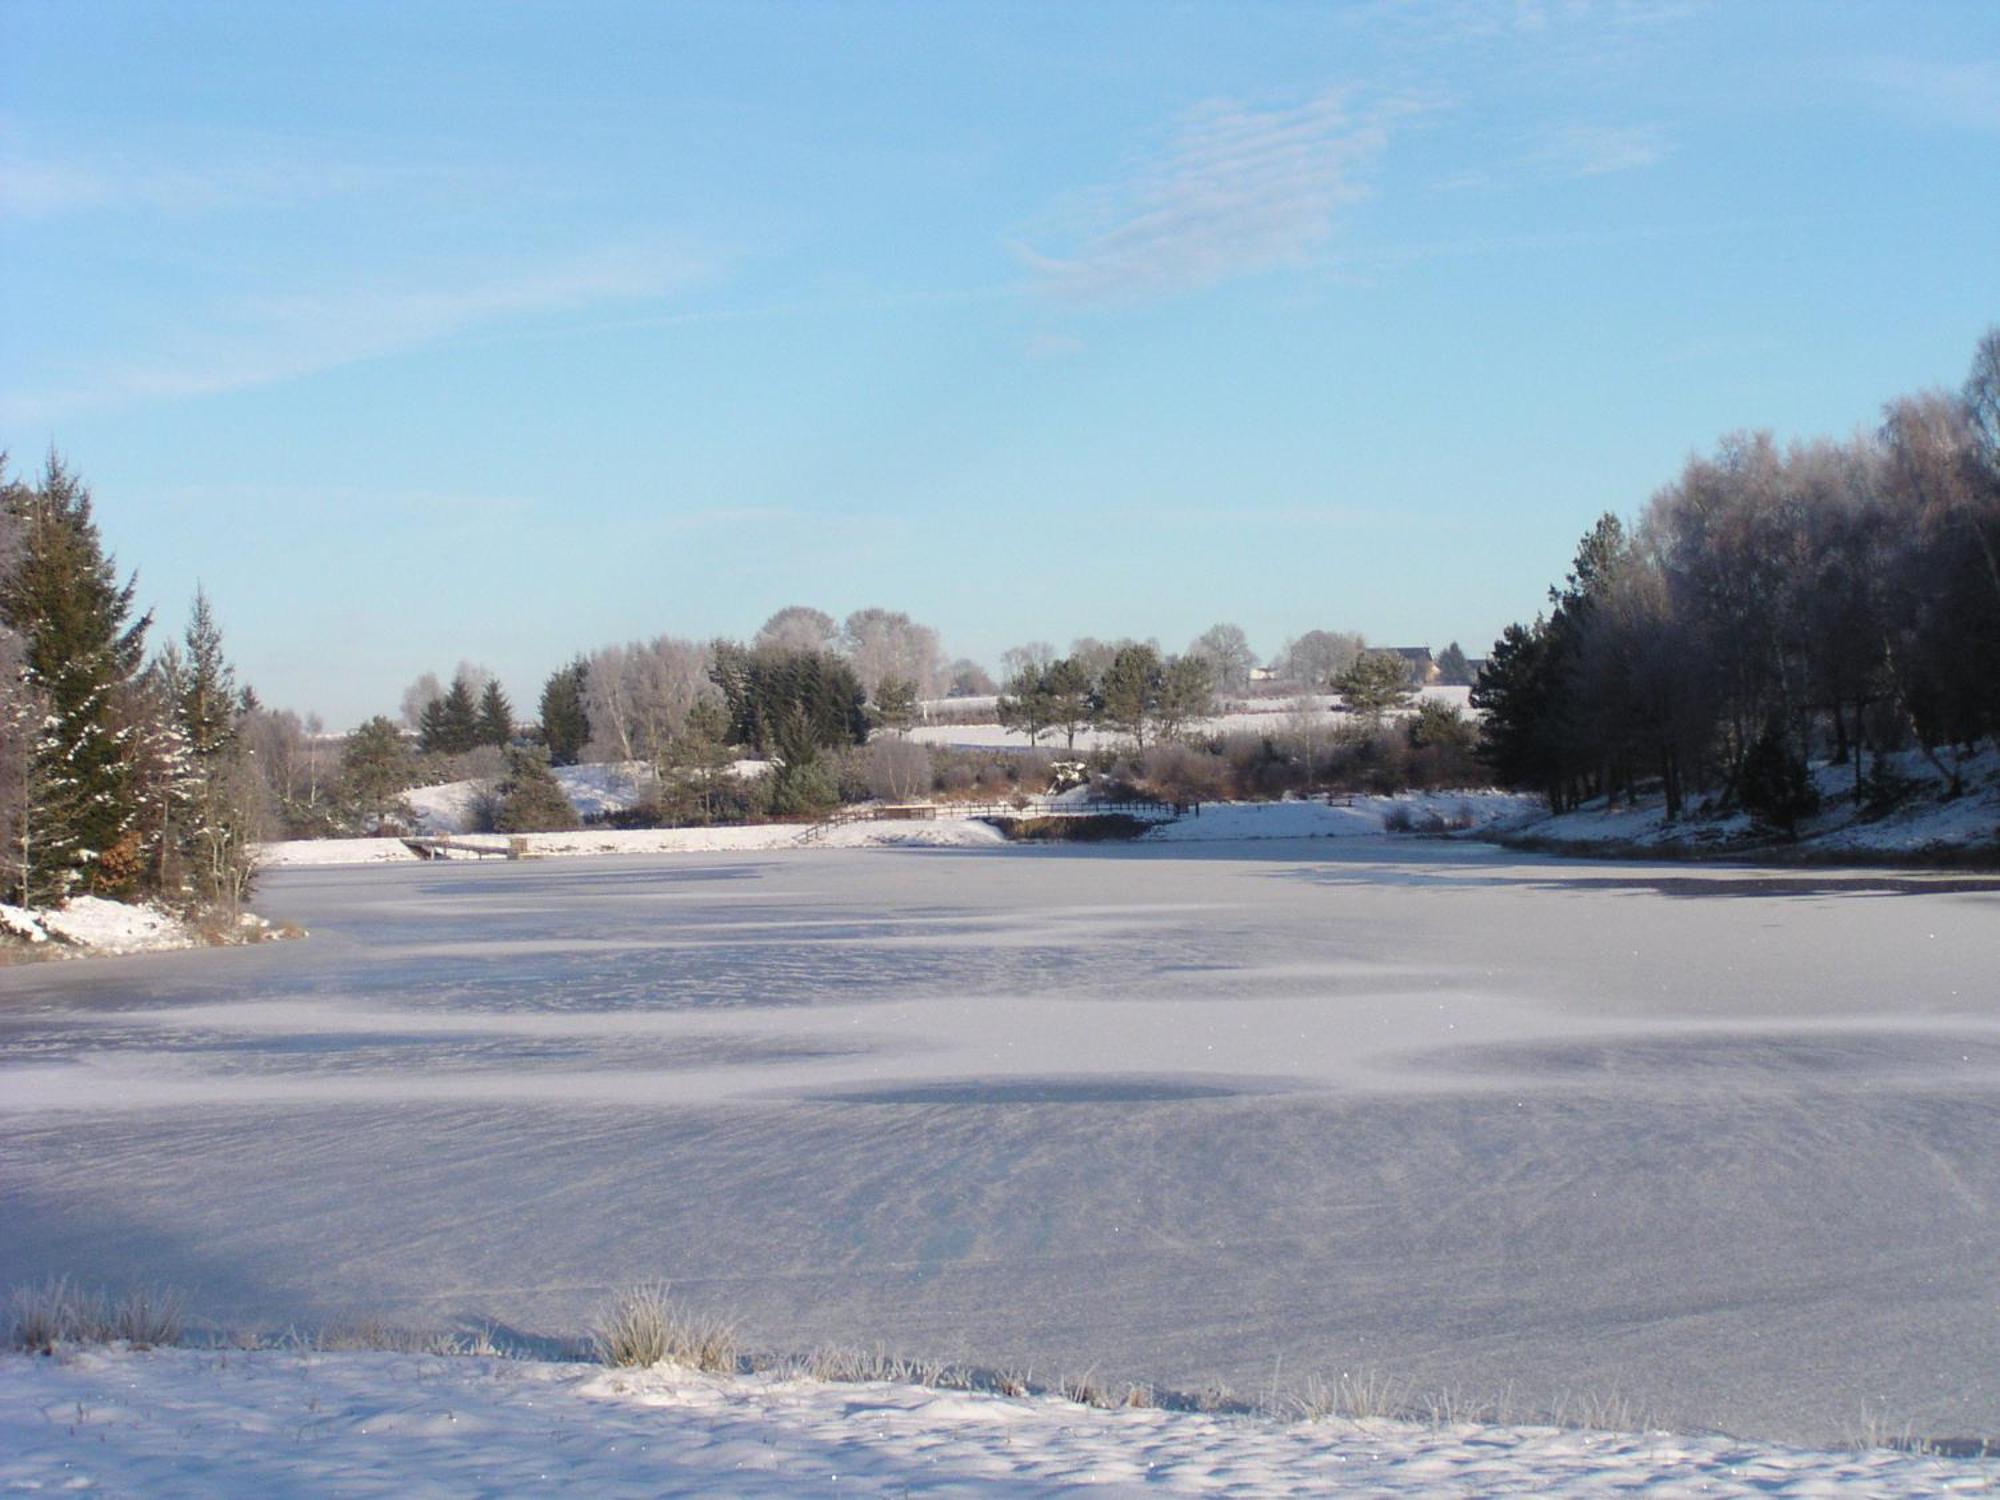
[439,673,480,754]
[1332,651,1417,725]
[341,716,414,831]
[418,696,449,753]
[539,659,590,766]
[173,591,259,911]
[495,748,579,832]
[477,679,514,748]
[0,455,150,900]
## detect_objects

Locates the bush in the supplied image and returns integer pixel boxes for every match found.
[1137,743,1230,804]
[865,738,932,801]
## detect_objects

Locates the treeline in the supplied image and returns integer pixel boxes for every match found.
[1474,327,2000,830]
[341,612,1476,835]
[0,455,260,912]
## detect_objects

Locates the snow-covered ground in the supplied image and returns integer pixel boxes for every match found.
[1495,747,2000,859]
[404,760,654,834]
[261,816,1010,866]
[0,896,278,958]
[5,1347,1990,1497]
[6,843,1999,1459]
[910,686,1474,751]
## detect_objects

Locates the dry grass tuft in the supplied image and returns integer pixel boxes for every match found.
[590,1282,738,1373]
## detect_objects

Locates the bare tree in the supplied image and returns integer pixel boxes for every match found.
[840,608,943,699]
[999,641,1055,681]
[398,672,443,732]
[753,605,837,654]
[584,636,718,779]
[1189,623,1256,696]
[1279,630,1365,689]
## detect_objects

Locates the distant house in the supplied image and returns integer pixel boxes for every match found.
[1387,647,1439,685]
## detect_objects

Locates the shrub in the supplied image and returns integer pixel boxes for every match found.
[1137,743,1229,804]
[863,739,931,802]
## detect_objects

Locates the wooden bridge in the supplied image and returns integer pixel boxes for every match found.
[400,835,534,861]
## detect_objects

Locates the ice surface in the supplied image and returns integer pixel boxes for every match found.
[3,839,1998,1449]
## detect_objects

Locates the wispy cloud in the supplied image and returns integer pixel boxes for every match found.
[1020,90,1424,306]
[1844,57,2000,133]
[1533,122,1672,177]
[0,241,708,424]
[0,138,477,220]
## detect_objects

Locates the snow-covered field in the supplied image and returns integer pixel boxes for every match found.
[5,837,2000,1482]
[6,1346,1989,1497]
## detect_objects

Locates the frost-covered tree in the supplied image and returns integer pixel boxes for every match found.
[0,454,150,900]
[839,608,943,699]
[171,591,262,912]
[753,605,837,655]
[1279,630,1365,690]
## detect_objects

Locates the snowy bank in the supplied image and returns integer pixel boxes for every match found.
[1145,791,1534,843]
[261,817,1009,867]
[260,795,1536,867]
[0,896,285,959]
[1490,748,2000,863]
[4,1348,1991,1498]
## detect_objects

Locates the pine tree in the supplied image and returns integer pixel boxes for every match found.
[1095,644,1162,748]
[1435,641,1473,686]
[0,456,150,901]
[1332,651,1417,725]
[417,696,449,753]
[172,592,260,912]
[495,747,579,832]
[439,674,480,754]
[178,588,237,757]
[477,679,514,748]
[341,716,414,831]
[869,678,919,737]
[539,659,590,766]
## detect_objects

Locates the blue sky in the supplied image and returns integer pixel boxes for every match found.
[2,0,1995,728]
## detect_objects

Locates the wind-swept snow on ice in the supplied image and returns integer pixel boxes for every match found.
[3,839,1999,1455]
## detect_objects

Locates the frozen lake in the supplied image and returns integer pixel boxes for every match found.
[3,840,1997,1447]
